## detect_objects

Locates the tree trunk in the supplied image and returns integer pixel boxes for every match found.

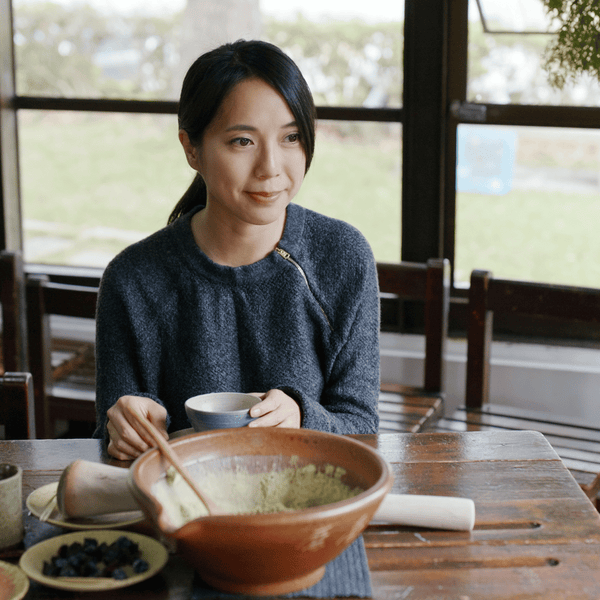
[173,0,261,97]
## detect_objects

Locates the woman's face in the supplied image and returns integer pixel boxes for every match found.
[181,77,306,230]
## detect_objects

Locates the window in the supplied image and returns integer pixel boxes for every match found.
[10,0,403,268]
[3,0,600,342]
[453,0,600,287]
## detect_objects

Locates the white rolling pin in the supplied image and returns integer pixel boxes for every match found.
[373,492,475,531]
[57,460,475,531]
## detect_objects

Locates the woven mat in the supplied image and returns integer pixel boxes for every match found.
[22,515,372,598]
[191,536,372,599]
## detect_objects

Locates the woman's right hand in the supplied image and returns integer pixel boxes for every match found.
[106,395,168,460]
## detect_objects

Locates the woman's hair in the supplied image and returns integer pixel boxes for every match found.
[168,39,316,224]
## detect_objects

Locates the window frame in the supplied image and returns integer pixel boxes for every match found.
[2,0,600,345]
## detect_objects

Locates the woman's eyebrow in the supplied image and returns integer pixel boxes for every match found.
[225,124,256,132]
[224,121,298,133]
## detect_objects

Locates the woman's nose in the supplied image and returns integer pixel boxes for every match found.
[255,144,280,179]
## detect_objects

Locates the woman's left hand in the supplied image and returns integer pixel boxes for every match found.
[247,389,301,428]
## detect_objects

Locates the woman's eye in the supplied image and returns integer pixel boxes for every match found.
[286,133,301,143]
[232,137,252,147]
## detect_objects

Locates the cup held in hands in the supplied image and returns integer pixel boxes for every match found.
[185,392,260,432]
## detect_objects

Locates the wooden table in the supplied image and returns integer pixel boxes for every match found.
[2,430,600,599]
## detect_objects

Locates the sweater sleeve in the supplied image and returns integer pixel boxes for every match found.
[93,260,170,445]
[294,247,380,434]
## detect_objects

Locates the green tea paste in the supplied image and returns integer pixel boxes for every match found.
[152,461,363,529]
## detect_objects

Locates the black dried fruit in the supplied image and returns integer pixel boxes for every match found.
[44,535,147,579]
[95,542,108,560]
[83,538,98,553]
[81,561,100,577]
[112,568,128,580]
[59,565,78,577]
[102,545,121,567]
[67,542,83,556]
[67,553,85,569]
[132,558,149,573]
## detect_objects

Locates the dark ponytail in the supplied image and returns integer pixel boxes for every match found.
[169,174,206,224]
[168,39,316,225]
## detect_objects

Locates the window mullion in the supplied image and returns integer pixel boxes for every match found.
[401,0,448,264]
[0,0,22,252]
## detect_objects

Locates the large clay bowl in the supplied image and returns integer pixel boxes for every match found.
[129,428,393,596]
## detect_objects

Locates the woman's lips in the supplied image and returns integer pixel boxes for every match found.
[247,191,282,202]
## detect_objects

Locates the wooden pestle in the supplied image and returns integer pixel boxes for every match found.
[56,460,475,531]
[128,410,222,515]
[58,411,221,518]
[57,460,139,517]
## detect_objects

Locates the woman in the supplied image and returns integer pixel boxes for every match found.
[94,40,380,460]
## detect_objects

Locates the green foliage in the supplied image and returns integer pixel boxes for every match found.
[13,1,181,97]
[542,0,600,88]
[13,3,402,105]
[467,16,567,104]
[14,2,104,96]
[264,16,402,106]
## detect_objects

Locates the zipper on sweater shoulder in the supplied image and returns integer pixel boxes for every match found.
[275,247,309,286]
[275,247,332,331]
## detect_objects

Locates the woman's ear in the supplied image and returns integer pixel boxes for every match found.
[179,129,201,171]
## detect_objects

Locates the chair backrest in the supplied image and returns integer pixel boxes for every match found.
[466,269,600,409]
[26,275,98,437]
[377,258,451,393]
[0,372,36,439]
[0,251,27,372]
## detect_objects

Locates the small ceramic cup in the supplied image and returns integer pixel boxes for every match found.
[0,463,23,549]
[185,392,261,432]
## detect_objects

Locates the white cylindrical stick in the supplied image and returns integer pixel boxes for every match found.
[373,493,475,531]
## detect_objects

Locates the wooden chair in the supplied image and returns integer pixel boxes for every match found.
[377,258,450,432]
[437,269,600,505]
[0,372,35,439]
[0,250,27,373]
[26,275,98,439]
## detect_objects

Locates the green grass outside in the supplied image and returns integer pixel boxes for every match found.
[19,112,402,265]
[17,112,600,288]
[297,126,401,263]
[456,190,600,288]
[20,112,184,230]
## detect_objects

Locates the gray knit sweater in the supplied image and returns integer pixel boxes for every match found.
[93,203,380,442]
